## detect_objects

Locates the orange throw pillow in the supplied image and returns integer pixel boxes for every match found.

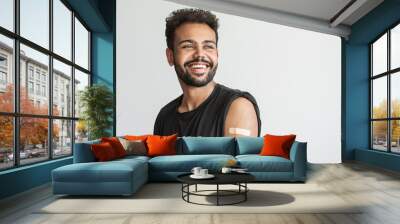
[124,135,150,142]
[101,137,127,158]
[259,134,296,159]
[146,134,177,157]
[91,142,118,161]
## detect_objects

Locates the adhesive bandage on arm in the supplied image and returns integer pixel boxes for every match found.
[228,127,251,136]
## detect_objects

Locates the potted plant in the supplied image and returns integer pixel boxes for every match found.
[79,84,113,140]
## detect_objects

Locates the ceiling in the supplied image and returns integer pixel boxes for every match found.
[165,0,384,38]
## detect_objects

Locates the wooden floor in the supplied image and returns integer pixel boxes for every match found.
[1,162,400,224]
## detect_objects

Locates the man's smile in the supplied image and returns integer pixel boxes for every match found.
[186,62,210,76]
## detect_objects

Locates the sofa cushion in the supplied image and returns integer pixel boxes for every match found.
[236,155,293,172]
[53,158,148,183]
[260,134,296,159]
[101,137,127,158]
[236,137,263,155]
[179,137,235,155]
[148,154,235,172]
[146,134,177,157]
[118,138,147,156]
[91,142,118,161]
[73,140,100,163]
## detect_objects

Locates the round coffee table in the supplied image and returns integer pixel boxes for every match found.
[177,172,255,206]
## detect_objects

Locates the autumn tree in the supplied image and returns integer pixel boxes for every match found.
[0,84,60,152]
[372,99,400,143]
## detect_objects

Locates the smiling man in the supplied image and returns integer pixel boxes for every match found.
[154,8,261,137]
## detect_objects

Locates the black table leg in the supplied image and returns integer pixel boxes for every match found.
[245,183,247,201]
[217,184,219,206]
[195,184,197,192]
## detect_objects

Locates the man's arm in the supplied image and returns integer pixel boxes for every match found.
[224,97,259,137]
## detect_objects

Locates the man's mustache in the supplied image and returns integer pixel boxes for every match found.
[184,58,213,67]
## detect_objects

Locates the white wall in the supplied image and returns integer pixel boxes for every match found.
[116,0,341,163]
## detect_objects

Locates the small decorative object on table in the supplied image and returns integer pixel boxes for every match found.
[221,159,242,173]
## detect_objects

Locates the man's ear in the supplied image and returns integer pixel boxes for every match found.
[166,48,174,66]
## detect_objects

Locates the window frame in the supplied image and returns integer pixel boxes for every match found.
[0,0,92,171]
[370,20,400,154]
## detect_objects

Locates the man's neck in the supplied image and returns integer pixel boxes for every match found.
[178,81,216,113]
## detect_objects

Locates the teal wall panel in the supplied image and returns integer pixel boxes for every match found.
[0,158,72,199]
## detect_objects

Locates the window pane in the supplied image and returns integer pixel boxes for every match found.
[75,17,89,69]
[53,0,72,60]
[372,121,388,151]
[391,120,400,153]
[74,69,89,118]
[391,72,400,117]
[20,44,49,115]
[0,0,13,31]
[372,33,387,76]
[20,117,49,165]
[391,24,400,70]
[53,59,72,117]
[20,0,49,49]
[53,119,72,157]
[372,77,387,119]
[75,120,88,143]
[0,116,13,170]
[0,35,14,112]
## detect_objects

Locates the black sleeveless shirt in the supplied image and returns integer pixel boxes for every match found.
[153,84,261,137]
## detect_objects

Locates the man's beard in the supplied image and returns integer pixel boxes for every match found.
[174,57,218,87]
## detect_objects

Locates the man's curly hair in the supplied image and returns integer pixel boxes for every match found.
[165,8,219,50]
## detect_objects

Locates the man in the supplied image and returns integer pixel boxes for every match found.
[154,8,261,137]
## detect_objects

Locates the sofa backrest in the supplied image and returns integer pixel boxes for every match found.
[235,137,264,155]
[178,137,236,155]
[73,139,100,163]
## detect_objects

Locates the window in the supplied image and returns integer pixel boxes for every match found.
[0,34,13,113]
[20,0,49,49]
[53,0,72,60]
[28,81,34,94]
[35,70,40,81]
[0,54,8,86]
[0,55,7,67]
[35,83,40,95]
[75,18,89,69]
[0,0,13,32]
[28,67,34,80]
[0,0,91,170]
[41,73,46,82]
[0,71,6,85]
[371,23,400,154]
[42,85,46,97]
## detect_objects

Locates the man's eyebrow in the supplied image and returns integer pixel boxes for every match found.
[203,40,216,45]
[177,40,195,45]
[177,40,217,45]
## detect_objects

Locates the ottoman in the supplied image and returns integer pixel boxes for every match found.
[52,157,148,196]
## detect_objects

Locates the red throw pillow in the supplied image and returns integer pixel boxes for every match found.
[101,137,127,158]
[91,142,118,161]
[146,134,177,157]
[259,134,296,159]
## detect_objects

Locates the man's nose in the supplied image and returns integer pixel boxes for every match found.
[193,46,205,58]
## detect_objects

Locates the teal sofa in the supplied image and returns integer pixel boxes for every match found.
[52,137,307,196]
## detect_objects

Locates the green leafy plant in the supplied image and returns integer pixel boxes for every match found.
[79,84,113,140]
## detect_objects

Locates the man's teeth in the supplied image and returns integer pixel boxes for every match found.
[189,64,207,68]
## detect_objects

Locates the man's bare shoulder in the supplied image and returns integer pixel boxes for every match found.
[229,97,255,112]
